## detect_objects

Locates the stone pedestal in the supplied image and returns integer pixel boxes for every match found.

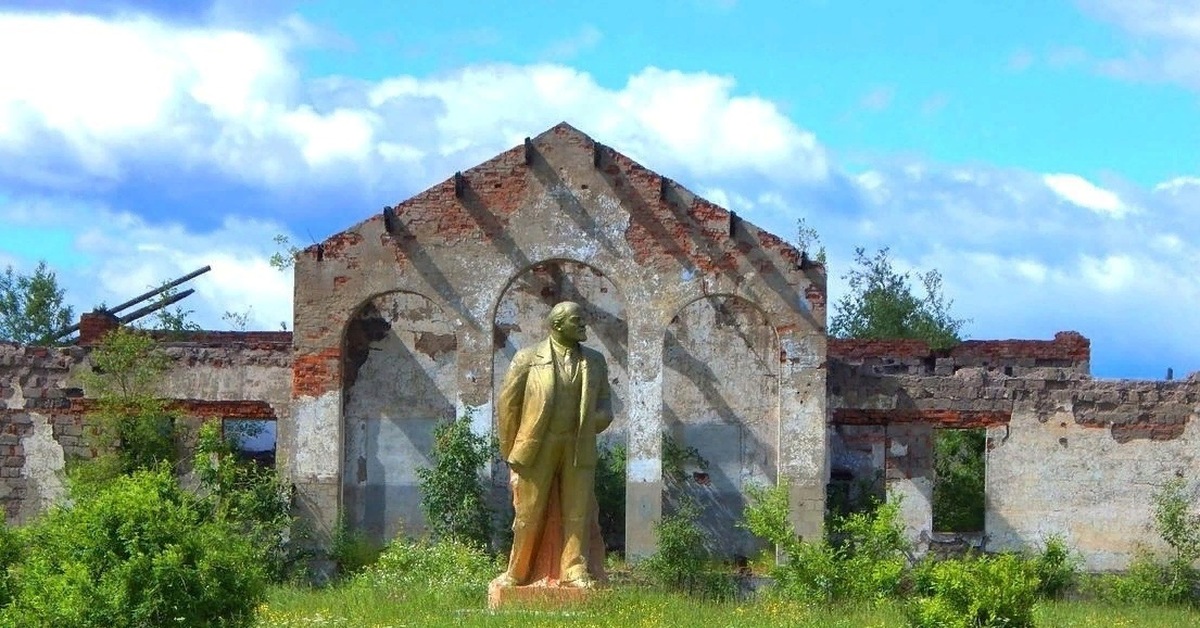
[487,579,594,610]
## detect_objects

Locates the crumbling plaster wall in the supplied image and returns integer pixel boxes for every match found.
[0,334,292,524]
[829,333,1200,569]
[288,123,827,558]
[664,295,779,558]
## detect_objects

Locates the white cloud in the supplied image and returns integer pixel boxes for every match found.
[0,12,827,201]
[1079,1,1200,89]
[1,8,1199,380]
[542,25,603,60]
[1153,176,1200,193]
[1078,253,1136,292]
[1042,173,1131,217]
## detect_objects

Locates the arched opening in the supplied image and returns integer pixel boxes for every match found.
[662,294,779,559]
[491,259,628,551]
[342,291,458,545]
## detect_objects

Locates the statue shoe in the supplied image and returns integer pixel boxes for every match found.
[491,573,520,588]
[561,575,597,589]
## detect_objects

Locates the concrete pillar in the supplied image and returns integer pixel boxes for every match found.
[886,423,934,556]
[778,334,827,543]
[624,312,663,560]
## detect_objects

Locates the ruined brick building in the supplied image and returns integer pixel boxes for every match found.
[1,123,1196,571]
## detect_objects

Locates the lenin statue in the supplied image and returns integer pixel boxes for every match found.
[492,301,612,589]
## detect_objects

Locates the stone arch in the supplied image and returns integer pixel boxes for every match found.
[341,290,458,545]
[490,258,629,548]
[662,293,780,558]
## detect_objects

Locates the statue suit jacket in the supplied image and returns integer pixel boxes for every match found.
[497,338,612,469]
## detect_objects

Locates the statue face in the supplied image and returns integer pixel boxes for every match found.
[554,307,588,343]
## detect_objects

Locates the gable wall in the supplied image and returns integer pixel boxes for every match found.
[287,124,827,557]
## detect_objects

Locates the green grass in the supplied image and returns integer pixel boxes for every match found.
[254,584,1200,628]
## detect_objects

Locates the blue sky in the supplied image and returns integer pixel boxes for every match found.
[0,0,1197,379]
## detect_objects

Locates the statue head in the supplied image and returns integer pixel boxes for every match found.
[548,301,588,345]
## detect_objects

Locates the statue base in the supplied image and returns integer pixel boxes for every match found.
[487,578,595,610]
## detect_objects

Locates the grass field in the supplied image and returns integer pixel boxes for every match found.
[255,583,1200,628]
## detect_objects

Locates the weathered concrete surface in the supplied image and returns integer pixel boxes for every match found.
[988,376,1200,571]
[342,291,458,543]
[829,335,1200,569]
[664,295,778,558]
[289,122,826,558]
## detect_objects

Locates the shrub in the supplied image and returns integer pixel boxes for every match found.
[0,524,20,609]
[640,502,738,600]
[743,482,909,603]
[329,514,381,577]
[1154,478,1200,565]
[1031,535,1078,599]
[1087,478,1200,605]
[2,468,266,628]
[193,421,303,583]
[80,327,179,479]
[1087,550,1197,606]
[355,537,499,599]
[416,417,493,548]
[595,442,627,552]
[906,553,1040,628]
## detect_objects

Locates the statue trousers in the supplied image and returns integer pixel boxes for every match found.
[507,431,594,583]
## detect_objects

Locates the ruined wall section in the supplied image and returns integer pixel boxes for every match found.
[829,332,1200,569]
[290,122,827,556]
[0,333,292,525]
[0,343,84,523]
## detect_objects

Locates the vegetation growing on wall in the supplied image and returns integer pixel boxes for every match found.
[829,247,967,351]
[74,327,179,485]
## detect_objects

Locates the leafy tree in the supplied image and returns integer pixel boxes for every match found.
[827,247,975,532]
[0,260,74,345]
[830,247,966,351]
[74,327,178,485]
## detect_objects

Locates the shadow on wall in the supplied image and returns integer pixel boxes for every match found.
[663,295,779,560]
[342,292,458,546]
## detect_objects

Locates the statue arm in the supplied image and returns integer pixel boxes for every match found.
[497,349,532,460]
[593,358,613,434]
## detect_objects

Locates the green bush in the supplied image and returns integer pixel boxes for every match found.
[906,553,1040,628]
[80,327,179,480]
[1,468,266,628]
[595,442,627,552]
[1087,550,1197,606]
[329,514,381,577]
[193,421,303,583]
[1086,478,1200,606]
[416,417,493,549]
[640,502,738,600]
[743,482,909,603]
[0,524,20,609]
[1031,535,1078,599]
[355,537,499,599]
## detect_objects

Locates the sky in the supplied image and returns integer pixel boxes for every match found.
[0,0,1197,379]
